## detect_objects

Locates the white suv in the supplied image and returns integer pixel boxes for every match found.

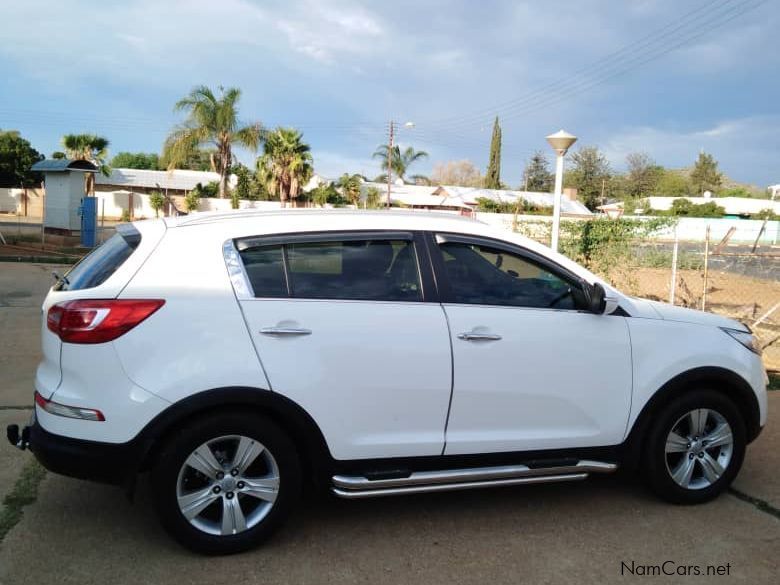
[7,210,767,554]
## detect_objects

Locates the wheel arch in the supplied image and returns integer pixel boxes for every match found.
[623,366,760,469]
[133,387,333,487]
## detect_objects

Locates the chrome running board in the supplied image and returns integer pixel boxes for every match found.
[331,460,617,499]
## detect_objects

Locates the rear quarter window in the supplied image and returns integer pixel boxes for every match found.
[55,226,141,291]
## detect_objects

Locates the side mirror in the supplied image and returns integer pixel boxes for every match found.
[586,282,607,314]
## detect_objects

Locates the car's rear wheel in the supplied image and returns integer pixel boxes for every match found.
[151,412,301,554]
[643,389,745,504]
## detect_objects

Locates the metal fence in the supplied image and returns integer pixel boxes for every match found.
[513,220,780,371]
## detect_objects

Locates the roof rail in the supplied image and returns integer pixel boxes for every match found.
[172,208,477,227]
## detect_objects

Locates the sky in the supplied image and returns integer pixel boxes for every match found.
[0,0,778,188]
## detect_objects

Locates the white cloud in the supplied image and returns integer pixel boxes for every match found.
[276,2,384,64]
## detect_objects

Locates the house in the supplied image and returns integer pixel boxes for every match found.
[95,168,235,196]
[360,182,592,216]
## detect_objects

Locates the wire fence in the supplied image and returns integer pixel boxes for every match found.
[513,220,780,371]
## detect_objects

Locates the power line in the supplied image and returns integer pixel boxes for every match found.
[421,0,764,134]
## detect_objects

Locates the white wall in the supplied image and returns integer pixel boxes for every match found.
[475,213,779,244]
[0,188,21,213]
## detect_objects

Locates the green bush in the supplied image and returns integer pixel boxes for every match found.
[365,186,382,209]
[148,191,165,218]
[475,197,552,215]
[192,181,219,198]
[184,191,200,212]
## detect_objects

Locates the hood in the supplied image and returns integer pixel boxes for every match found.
[627,297,748,331]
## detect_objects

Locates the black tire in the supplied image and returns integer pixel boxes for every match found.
[643,389,745,505]
[151,411,301,554]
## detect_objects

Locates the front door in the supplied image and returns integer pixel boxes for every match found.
[430,234,633,455]
[233,231,452,460]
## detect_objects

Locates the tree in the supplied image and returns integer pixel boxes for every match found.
[430,159,483,187]
[625,152,661,198]
[257,127,313,207]
[0,130,44,187]
[654,170,690,196]
[51,151,66,160]
[110,151,160,170]
[61,133,111,195]
[160,147,214,171]
[690,151,722,195]
[522,151,553,192]
[337,173,362,206]
[484,116,502,189]
[148,190,165,218]
[164,85,262,198]
[566,146,611,210]
[233,164,253,200]
[365,186,382,209]
[372,144,428,184]
[309,182,345,207]
[183,190,201,213]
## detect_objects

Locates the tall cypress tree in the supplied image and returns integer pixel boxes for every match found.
[485,116,502,189]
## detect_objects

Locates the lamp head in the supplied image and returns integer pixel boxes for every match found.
[546,129,577,155]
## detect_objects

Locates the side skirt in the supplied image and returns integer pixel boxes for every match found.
[331,459,618,499]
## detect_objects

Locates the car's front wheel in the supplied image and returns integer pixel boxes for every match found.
[151,412,301,554]
[643,389,746,504]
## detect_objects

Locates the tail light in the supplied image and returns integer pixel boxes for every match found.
[47,299,165,344]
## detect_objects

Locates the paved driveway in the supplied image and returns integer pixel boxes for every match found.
[0,263,777,584]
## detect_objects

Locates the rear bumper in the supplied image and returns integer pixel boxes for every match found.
[24,418,140,486]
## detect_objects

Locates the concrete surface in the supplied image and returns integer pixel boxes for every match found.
[0,410,32,501]
[0,263,55,407]
[0,472,777,584]
[733,395,780,509]
[0,262,777,584]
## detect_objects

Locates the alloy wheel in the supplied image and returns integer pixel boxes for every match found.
[664,408,734,490]
[176,434,280,536]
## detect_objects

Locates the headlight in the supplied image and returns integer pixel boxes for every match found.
[721,327,762,355]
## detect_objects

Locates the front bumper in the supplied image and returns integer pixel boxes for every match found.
[7,417,141,486]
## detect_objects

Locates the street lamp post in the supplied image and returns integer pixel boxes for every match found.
[546,129,577,252]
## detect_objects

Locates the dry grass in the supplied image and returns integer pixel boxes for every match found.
[613,268,780,370]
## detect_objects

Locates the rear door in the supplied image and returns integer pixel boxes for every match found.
[232,231,452,460]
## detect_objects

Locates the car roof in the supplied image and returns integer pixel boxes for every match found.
[143,208,601,285]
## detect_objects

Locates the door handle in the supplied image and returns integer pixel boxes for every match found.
[457,332,502,341]
[260,327,312,337]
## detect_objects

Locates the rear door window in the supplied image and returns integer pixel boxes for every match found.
[237,235,422,302]
[286,239,421,301]
[55,227,141,291]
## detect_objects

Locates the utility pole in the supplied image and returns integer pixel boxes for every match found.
[600,178,606,207]
[386,120,394,209]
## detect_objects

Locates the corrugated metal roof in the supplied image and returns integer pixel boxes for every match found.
[31,159,98,172]
[360,182,592,215]
[96,168,235,191]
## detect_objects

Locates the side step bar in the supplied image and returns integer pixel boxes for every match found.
[331,460,617,499]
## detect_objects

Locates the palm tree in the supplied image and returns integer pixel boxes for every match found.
[257,128,313,207]
[337,173,363,207]
[372,145,428,184]
[164,85,263,198]
[61,133,111,195]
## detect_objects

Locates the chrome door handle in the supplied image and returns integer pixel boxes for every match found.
[260,327,312,336]
[457,332,502,341]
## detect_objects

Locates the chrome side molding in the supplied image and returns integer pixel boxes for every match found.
[331,460,617,499]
